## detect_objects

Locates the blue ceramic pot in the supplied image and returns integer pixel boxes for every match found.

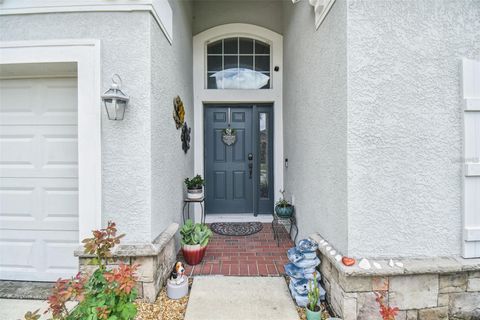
[306,307,321,320]
[275,204,294,218]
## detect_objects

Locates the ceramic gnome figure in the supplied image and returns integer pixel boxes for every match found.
[166,261,188,299]
[285,238,326,307]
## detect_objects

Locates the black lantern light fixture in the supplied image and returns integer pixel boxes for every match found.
[101,74,130,120]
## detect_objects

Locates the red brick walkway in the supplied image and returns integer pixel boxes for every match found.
[178,223,294,277]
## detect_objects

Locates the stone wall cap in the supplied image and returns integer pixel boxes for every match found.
[310,233,480,277]
[75,223,179,258]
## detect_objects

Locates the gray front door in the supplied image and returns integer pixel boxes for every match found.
[205,104,274,215]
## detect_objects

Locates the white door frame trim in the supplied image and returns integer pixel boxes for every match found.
[0,39,102,240]
[193,24,284,219]
[462,58,480,258]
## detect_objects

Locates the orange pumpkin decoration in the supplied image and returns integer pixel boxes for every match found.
[342,257,356,266]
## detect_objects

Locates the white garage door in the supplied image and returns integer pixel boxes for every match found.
[0,77,79,281]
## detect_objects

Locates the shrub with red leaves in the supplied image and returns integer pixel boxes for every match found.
[375,292,399,320]
[46,273,86,318]
[104,263,139,295]
[23,221,138,320]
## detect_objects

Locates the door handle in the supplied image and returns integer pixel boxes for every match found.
[248,153,253,179]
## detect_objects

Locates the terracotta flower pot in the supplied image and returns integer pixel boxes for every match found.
[182,244,207,265]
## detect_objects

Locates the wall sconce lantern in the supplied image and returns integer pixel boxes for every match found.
[101,74,130,120]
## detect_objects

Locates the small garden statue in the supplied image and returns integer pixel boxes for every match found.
[169,261,186,285]
[167,261,189,300]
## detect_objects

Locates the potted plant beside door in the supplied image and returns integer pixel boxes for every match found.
[184,174,205,200]
[275,190,294,218]
[180,219,212,265]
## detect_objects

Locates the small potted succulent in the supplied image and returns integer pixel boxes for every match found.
[180,219,212,265]
[306,272,322,320]
[184,174,205,200]
[275,190,294,218]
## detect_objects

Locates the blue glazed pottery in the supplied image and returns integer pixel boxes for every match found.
[287,247,304,263]
[275,204,294,218]
[290,278,326,300]
[297,238,318,253]
[285,239,326,309]
[288,247,319,263]
[294,257,320,269]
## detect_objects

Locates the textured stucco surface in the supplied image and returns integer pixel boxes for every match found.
[0,12,153,243]
[346,0,480,257]
[0,7,195,244]
[283,0,349,253]
[193,0,283,35]
[150,0,194,242]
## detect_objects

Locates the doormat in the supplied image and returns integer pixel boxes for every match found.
[210,222,263,236]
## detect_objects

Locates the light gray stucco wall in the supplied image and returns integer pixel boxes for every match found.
[283,0,349,253]
[0,12,154,243]
[193,0,283,35]
[0,8,195,244]
[150,0,194,241]
[346,0,480,258]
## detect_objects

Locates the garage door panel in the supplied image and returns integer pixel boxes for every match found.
[0,238,36,269]
[0,230,78,281]
[0,126,78,178]
[43,133,78,168]
[0,76,79,281]
[0,81,36,114]
[0,187,35,219]
[1,178,78,230]
[44,81,77,113]
[0,134,36,170]
[0,78,77,126]
[45,240,79,274]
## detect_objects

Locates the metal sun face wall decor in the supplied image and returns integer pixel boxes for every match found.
[173,96,185,129]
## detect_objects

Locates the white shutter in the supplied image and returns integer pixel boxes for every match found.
[462,58,480,258]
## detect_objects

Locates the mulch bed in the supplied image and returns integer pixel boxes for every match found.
[135,279,192,320]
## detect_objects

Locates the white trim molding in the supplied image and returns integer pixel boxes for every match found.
[0,39,102,241]
[462,58,480,258]
[310,0,336,29]
[0,0,173,44]
[193,23,284,222]
[293,0,336,29]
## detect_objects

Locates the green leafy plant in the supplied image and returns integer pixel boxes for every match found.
[275,189,292,208]
[180,219,212,247]
[184,175,205,189]
[23,222,138,320]
[307,272,321,312]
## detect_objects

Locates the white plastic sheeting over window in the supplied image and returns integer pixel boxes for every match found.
[206,37,271,89]
[210,68,270,90]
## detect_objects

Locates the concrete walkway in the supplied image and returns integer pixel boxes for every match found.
[184,276,299,320]
[0,299,76,320]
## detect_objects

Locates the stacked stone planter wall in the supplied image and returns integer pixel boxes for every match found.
[310,233,480,320]
[76,223,178,302]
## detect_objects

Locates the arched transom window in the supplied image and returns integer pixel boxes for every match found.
[206,37,271,89]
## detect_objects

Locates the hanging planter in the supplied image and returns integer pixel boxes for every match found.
[222,128,237,146]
